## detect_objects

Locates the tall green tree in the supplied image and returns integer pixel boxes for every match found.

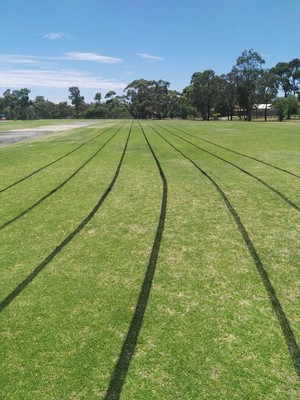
[234,49,265,121]
[274,95,298,121]
[166,90,181,119]
[94,92,102,104]
[270,59,300,98]
[151,80,170,119]
[285,95,298,118]
[216,71,238,120]
[257,70,278,121]
[33,96,47,119]
[104,91,116,102]
[18,88,31,119]
[3,89,17,119]
[2,88,31,119]
[179,87,197,119]
[288,58,300,96]
[124,79,170,119]
[0,96,5,115]
[270,62,292,97]
[57,102,73,118]
[189,70,219,120]
[124,79,152,119]
[68,86,85,118]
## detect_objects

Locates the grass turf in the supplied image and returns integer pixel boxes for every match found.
[1,119,300,399]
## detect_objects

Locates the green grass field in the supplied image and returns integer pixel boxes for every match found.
[1,119,300,399]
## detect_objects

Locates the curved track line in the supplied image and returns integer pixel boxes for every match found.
[104,122,168,399]
[0,123,122,194]
[160,123,300,180]
[0,124,132,313]
[0,126,124,231]
[148,123,300,379]
[153,124,300,213]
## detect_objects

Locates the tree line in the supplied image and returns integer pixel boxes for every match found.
[0,49,299,121]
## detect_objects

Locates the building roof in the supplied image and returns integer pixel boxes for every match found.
[254,104,272,110]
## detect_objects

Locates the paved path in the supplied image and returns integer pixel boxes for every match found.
[0,121,98,146]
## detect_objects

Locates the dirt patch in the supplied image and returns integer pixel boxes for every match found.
[0,121,97,146]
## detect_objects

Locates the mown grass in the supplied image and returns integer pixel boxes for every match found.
[1,119,300,399]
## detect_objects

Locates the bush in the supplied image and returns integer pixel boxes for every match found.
[274,96,298,121]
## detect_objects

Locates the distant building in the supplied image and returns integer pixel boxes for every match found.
[0,114,6,120]
[233,104,276,119]
[251,104,276,118]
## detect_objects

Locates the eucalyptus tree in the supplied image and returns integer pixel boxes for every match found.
[104,91,116,102]
[151,80,170,119]
[57,101,73,118]
[33,96,47,119]
[234,49,265,121]
[107,96,130,118]
[124,79,170,119]
[3,89,17,119]
[270,62,292,97]
[166,90,181,119]
[217,71,238,120]
[124,79,148,118]
[0,96,5,114]
[288,58,300,96]
[68,86,85,118]
[179,87,197,119]
[257,70,278,121]
[2,88,31,119]
[189,70,220,120]
[18,88,32,119]
[94,92,102,104]
[105,94,129,118]
[270,59,300,98]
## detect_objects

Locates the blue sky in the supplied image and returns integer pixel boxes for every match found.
[1,0,299,103]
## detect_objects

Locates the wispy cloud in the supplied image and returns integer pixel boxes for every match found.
[64,52,123,64]
[0,52,126,94]
[0,52,124,66]
[0,68,127,90]
[40,32,67,40]
[0,54,41,65]
[136,53,164,62]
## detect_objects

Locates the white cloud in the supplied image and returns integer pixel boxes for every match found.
[0,54,41,65]
[0,52,126,97]
[0,68,127,90]
[41,32,67,40]
[0,52,124,66]
[64,52,123,64]
[136,53,164,62]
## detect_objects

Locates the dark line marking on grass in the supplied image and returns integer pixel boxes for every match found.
[0,124,132,313]
[160,123,300,180]
[104,122,168,400]
[0,126,124,231]
[0,124,122,194]
[149,123,300,379]
[154,124,300,213]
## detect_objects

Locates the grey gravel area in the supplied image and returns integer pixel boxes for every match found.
[0,121,98,146]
